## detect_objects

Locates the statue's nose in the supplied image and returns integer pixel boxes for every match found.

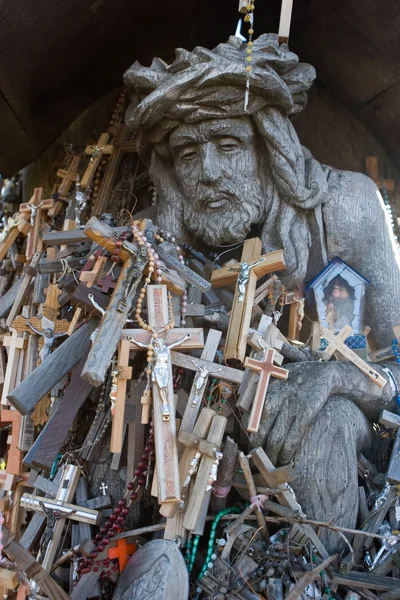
[199,144,221,184]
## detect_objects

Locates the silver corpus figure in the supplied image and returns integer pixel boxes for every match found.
[191,360,222,407]
[129,334,191,420]
[228,258,264,302]
[25,322,67,362]
[27,202,44,226]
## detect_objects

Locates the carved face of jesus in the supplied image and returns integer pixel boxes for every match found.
[169,117,266,246]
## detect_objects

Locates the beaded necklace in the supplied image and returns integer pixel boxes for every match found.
[185,507,241,577]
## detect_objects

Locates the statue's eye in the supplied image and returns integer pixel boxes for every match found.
[180,147,197,161]
[217,137,240,151]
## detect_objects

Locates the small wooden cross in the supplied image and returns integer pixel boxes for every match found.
[79,255,107,288]
[97,273,117,293]
[245,348,289,433]
[127,285,204,504]
[19,188,55,260]
[211,238,286,364]
[93,124,137,215]
[0,213,30,261]
[56,155,80,197]
[81,133,114,189]
[108,539,136,572]
[320,326,387,388]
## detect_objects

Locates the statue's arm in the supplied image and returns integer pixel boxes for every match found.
[328,360,397,421]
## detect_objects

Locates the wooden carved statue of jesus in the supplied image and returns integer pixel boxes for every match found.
[124,34,400,550]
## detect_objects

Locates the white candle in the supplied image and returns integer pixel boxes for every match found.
[278,0,293,42]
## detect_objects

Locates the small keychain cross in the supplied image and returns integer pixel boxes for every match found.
[99,482,108,496]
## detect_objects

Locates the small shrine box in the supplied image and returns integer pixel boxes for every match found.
[306,257,369,335]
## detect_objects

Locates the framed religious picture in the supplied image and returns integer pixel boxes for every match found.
[306,257,369,335]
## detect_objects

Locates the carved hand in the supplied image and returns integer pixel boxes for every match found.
[250,360,396,466]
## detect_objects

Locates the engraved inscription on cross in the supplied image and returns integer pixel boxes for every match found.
[211,238,286,364]
[19,188,55,260]
[127,284,204,504]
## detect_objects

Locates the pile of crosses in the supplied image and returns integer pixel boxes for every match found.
[0,98,400,600]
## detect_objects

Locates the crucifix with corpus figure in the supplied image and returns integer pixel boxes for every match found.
[211,238,286,364]
[81,133,114,189]
[127,284,204,504]
[19,188,55,260]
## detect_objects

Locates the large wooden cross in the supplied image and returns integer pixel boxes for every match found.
[211,238,285,364]
[81,133,114,189]
[245,348,289,433]
[320,326,387,388]
[93,124,137,215]
[20,188,55,260]
[127,284,204,504]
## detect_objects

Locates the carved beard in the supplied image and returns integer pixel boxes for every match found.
[182,187,265,246]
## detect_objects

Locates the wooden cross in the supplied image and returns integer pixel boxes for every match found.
[110,339,133,454]
[81,133,114,189]
[93,124,137,215]
[56,155,80,197]
[127,285,204,504]
[20,188,55,260]
[1,330,26,406]
[19,494,100,525]
[108,538,136,573]
[79,255,107,288]
[211,238,286,364]
[245,348,289,433]
[97,273,117,293]
[5,251,42,328]
[320,326,387,388]
[183,412,226,533]
[0,213,30,261]
[170,334,243,432]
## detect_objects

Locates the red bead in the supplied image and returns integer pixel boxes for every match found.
[90,551,98,559]
[138,461,146,468]
[119,499,126,507]
[93,567,98,572]
[112,523,120,531]
[135,468,143,477]
[110,515,117,522]
[122,508,129,516]
[144,445,152,453]
[103,559,110,566]
[97,544,105,552]
[111,255,119,262]
[102,537,110,545]
[138,477,146,486]
[130,492,137,501]
[108,531,115,538]
[127,482,134,490]
[114,507,122,515]
[115,240,122,247]
[117,516,125,524]
[95,534,102,541]
[100,527,107,534]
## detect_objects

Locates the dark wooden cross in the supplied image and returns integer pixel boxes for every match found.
[81,133,114,189]
[93,124,137,215]
[245,348,289,433]
[97,273,117,293]
[211,238,286,364]
[20,188,55,260]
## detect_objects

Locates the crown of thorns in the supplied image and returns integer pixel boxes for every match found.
[124,33,316,135]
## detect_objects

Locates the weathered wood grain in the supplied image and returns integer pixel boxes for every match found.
[7,319,98,415]
[0,278,24,317]
[23,348,92,471]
